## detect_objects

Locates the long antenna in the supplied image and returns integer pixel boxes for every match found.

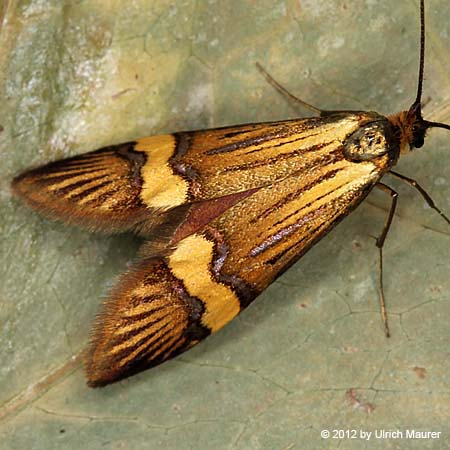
[414,0,425,107]
[412,0,450,132]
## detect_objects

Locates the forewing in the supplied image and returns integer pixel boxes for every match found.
[162,112,378,201]
[12,112,379,235]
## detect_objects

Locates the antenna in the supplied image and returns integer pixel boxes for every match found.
[414,0,425,107]
[411,0,450,132]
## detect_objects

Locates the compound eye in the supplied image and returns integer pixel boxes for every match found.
[412,131,425,148]
[413,136,424,148]
[410,122,427,149]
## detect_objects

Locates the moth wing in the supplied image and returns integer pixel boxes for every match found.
[85,141,392,386]
[161,112,381,202]
[12,112,379,235]
[85,256,208,387]
[12,143,159,233]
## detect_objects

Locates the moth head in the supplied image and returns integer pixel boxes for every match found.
[389,102,450,155]
[389,0,450,154]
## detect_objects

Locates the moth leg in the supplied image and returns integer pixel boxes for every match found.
[255,62,324,115]
[374,182,399,338]
[389,170,450,226]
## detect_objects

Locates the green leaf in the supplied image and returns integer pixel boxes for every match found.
[1,1,450,448]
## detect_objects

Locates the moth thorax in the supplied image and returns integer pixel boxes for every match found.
[343,121,392,161]
[387,110,416,154]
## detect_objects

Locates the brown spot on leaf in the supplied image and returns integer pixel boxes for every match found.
[346,388,375,413]
[413,366,427,379]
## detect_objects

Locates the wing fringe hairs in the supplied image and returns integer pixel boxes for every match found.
[86,257,203,387]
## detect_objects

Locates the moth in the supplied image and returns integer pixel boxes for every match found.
[12,0,450,387]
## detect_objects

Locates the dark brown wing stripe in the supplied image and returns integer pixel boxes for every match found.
[61,179,116,201]
[255,167,343,224]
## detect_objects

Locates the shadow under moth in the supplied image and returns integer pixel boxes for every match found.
[11,0,450,387]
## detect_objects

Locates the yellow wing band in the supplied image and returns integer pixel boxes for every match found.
[135,135,189,209]
[168,234,241,332]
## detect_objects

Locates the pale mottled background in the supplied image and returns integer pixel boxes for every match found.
[1,1,450,449]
